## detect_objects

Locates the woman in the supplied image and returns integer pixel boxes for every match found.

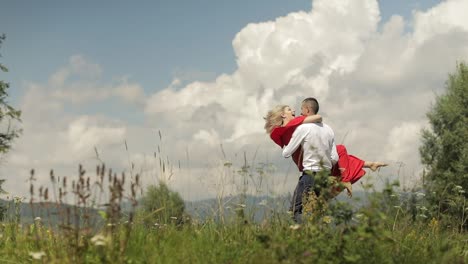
[264,105,387,196]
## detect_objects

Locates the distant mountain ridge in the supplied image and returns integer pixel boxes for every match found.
[1,191,371,225]
[184,191,370,222]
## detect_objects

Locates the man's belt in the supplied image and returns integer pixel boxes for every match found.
[303,170,317,176]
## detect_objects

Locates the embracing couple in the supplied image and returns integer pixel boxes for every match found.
[264,98,387,223]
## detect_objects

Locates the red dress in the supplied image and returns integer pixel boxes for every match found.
[270,116,366,183]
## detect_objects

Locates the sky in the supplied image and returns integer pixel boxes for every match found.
[1,0,467,202]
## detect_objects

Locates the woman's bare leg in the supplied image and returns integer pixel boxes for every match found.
[364,161,388,172]
[342,182,352,197]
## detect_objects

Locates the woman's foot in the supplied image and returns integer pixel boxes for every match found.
[368,162,388,172]
[343,182,352,197]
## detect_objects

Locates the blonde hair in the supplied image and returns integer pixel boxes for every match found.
[264,105,288,134]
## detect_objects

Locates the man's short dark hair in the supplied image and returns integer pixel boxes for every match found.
[302,97,319,114]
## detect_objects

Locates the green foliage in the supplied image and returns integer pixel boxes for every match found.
[0,205,5,222]
[0,172,467,263]
[419,62,468,227]
[0,34,22,219]
[0,34,22,155]
[140,182,186,225]
[0,179,6,221]
[1,198,466,263]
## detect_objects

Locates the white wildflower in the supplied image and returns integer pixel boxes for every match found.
[14,196,25,202]
[419,206,428,211]
[416,192,425,197]
[34,217,41,222]
[418,214,428,219]
[455,185,463,190]
[91,234,108,246]
[322,216,332,224]
[289,224,301,230]
[29,251,46,260]
[258,199,267,206]
[170,216,178,220]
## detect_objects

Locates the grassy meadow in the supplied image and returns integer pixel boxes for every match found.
[0,161,467,264]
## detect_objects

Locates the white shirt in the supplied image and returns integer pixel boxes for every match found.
[282,123,338,172]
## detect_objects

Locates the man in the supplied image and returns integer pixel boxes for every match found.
[282,97,338,223]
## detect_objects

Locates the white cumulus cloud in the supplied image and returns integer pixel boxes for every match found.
[3,0,468,201]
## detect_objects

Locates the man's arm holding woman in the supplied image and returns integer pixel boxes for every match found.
[282,125,309,158]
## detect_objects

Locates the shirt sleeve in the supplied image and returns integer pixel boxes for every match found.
[326,126,339,165]
[330,138,339,165]
[282,125,308,158]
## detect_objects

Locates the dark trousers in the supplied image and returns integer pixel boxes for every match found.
[290,171,317,223]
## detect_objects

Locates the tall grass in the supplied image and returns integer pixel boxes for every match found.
[0,139,467,263]
[1,195,466,263]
